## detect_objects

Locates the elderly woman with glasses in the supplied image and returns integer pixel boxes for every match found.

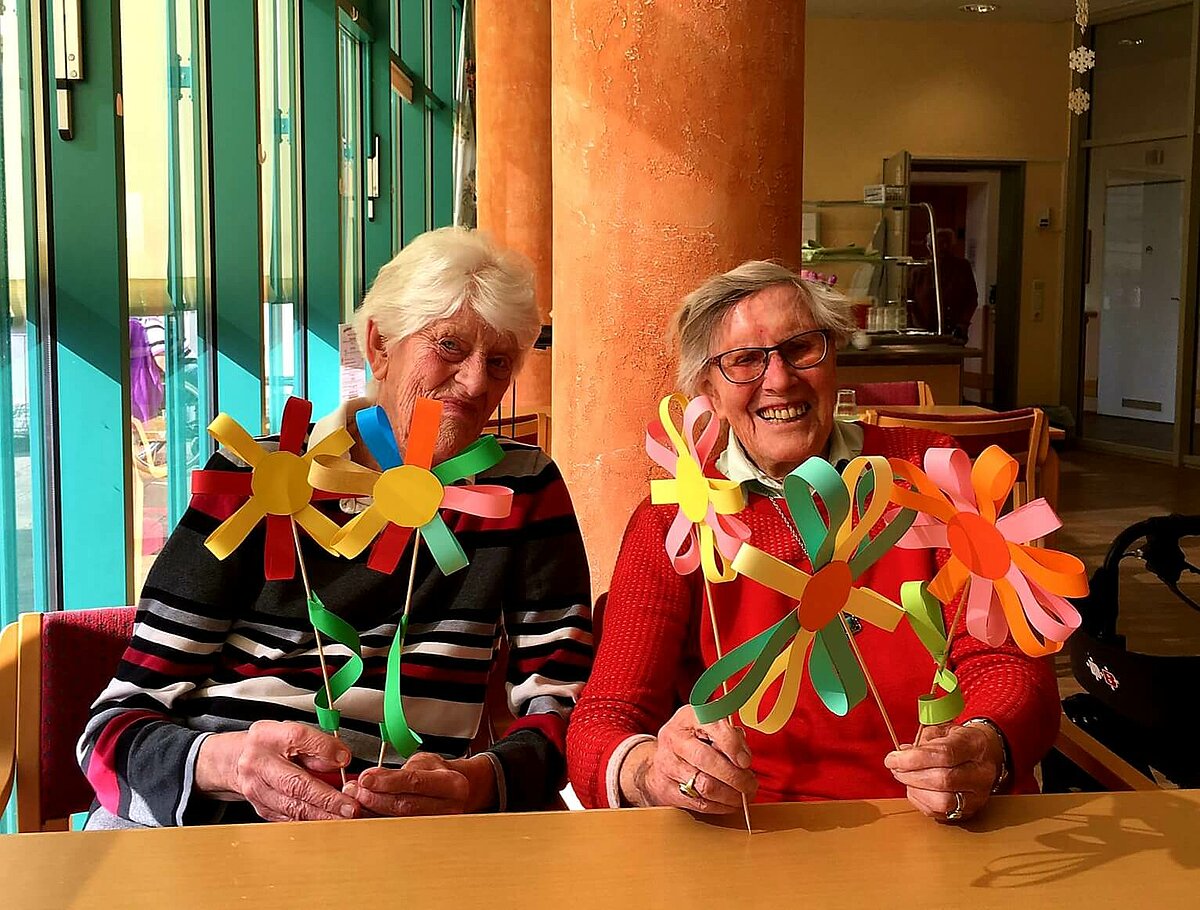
[80,228,592,828]
[566,261,1059,822]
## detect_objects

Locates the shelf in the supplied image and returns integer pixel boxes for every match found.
[800,255,930,266]
[802,200,920,209]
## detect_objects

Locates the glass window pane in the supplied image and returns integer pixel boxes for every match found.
[1,0,44,627]
[260,0,301,432]
[339,27,364,321]
[1090,6,1195,141]
[123,1,211,591]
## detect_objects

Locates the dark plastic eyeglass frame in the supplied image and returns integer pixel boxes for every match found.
[707,329,831,384]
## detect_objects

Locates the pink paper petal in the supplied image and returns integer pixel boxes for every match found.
[897,522,950,550]
[441,484,514,519]
[996,498,1062,545]
[965,576,1007,647]
[1005,563,1082,643]
[926,448,978,513]
[664,509,699,575]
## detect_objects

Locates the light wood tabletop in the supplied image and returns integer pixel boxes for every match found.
[2,790,1196,909]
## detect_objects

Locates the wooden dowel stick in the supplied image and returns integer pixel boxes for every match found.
[701,569,753,835]
[838,613,901,752]
[378,535,423,769]
[292,519,346,787]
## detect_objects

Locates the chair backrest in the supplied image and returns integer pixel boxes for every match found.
[870,407,1048,505]
[482,412,552,456]
[850,381,934,407]
[14,607,136,831]
[0,622,17,815]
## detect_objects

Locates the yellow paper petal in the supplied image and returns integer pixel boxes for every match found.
[332,507,390,558]
[309,453,379,498]
[834,456,894,563]
[843,586,904,632]
[295,504,343,553]
[731,544,812,602]
[649,477,680,506]
[205,498,268,560]
[208,413,266,468]
[304,426,355,461]
[739,630,814,734]
[707,478,746,516]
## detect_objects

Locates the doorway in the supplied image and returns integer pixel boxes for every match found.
[911,161,1025,409]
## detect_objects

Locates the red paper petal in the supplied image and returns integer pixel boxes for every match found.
[279,397,314,455]
[264,514,297,580]
[367,522,414,575]
[191,469,252,497]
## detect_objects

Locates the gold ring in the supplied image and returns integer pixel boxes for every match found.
[945,791,965,821]
[678,773,701,800]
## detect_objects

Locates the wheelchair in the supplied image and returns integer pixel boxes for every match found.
[1041,514,1200,792]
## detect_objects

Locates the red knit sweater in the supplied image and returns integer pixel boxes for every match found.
[566,425,1061,808]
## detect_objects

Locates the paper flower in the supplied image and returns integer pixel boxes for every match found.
[691,456,915,732]
[646,393,750,583]
[190,397,354,580]
[310,398,513,575]
[889,446,1089,658]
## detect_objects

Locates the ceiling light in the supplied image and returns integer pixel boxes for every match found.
[959,3,998,12]
[1117,38,1145,46]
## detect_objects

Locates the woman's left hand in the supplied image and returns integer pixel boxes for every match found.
[884,722,1005,823]
[346,752,495,817]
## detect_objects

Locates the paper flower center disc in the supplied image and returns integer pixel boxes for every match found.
[947,512,1011,580]
[798,561,852,631]
[675,454,710,524]
[251,451,314,515]
[373,465,444,528]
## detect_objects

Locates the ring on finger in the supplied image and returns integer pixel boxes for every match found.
[678,773,701,800]
[945,790,965,821]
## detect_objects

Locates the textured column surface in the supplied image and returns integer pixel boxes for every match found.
[552,0,806,592]
[476,0,554,412]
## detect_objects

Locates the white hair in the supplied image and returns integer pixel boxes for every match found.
[353,227,539,358]
[672,260,855,395]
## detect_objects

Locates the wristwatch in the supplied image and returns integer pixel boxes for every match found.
[962,717,1011,794]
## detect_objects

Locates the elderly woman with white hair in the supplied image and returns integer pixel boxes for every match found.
[80,228,592,828]
[567,261,1059,822]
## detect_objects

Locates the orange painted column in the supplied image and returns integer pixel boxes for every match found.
[552,1,806,593]
[475,0,553,413]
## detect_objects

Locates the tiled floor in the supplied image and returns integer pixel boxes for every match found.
[1054,448,1200,695]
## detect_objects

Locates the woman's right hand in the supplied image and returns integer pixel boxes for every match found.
[619,706,757,813]
[195,720,361,822]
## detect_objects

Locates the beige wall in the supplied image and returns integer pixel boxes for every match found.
[804,18,1074,405]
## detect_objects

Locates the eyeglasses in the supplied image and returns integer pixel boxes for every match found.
[708,330,831,384]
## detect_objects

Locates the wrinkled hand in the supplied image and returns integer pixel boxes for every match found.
[884,722,1004,823]
[620,705,757,814]
[195,720,360,822]
[345,752,475,817]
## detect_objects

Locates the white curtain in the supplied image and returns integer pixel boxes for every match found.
[452,0,477,228]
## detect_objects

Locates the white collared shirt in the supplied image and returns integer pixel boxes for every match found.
[715,420,865,496]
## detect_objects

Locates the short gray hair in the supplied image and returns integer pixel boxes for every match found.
[353,227,539,358]
[673,260,855,394]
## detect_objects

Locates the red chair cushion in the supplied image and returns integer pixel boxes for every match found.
[38,608,136,824]
[851,382,922,406]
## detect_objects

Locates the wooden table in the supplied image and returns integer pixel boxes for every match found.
[3,791,1196,909]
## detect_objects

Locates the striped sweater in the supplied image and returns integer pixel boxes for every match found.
[78,435,593,825]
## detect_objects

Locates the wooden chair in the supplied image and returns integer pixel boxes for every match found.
[482,411,552,456]
[131,417,168,585]
[6,608,136,832]
[1048,714,1159,792]
[0,621,16,818]
[850,381,934,408]
[867,407,1049,509]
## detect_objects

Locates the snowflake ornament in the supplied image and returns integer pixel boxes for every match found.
[1069,88,1091,115]
[1076,0,1089,32]
[1069,45,1096,74]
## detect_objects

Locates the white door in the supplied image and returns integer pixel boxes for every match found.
[1096,180,1183,423]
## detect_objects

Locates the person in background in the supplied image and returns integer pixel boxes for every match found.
[910,229,979,340]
